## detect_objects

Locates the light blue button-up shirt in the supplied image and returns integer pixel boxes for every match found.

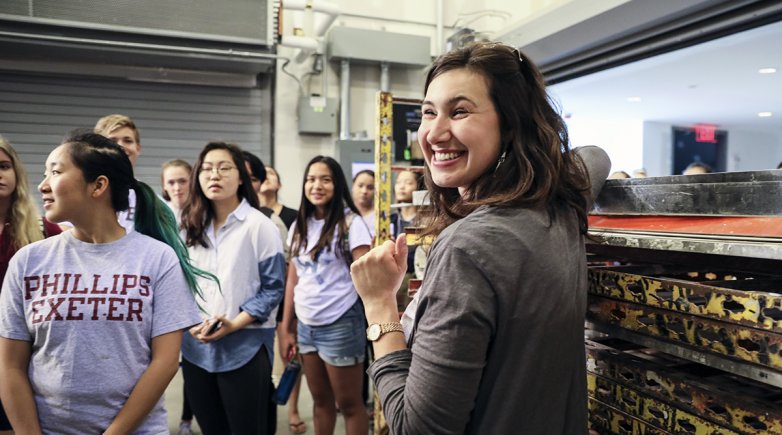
[182,199,286,372]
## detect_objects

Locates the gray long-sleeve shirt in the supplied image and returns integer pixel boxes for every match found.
[369,146,610,434]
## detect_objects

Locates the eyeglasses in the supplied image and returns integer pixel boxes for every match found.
[199,165,236,177]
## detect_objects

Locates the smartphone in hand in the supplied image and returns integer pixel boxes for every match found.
[205,319,223,335]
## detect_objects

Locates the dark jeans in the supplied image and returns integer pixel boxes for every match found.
[182,346,276,435]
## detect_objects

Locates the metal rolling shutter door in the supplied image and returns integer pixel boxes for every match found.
[0,72,271,202]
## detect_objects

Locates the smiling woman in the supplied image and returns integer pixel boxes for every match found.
[419,69,502,193]
[350,42,611,434]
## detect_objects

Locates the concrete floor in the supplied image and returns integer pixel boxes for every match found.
[164,349,349,434]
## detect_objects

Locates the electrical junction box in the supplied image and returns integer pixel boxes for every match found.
[298,96,338,134]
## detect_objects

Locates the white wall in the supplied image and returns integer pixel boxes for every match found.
[566,118,643,176]
[642,121,673,177]
[726,129,782,172]
[639,123,781,176]
[273,0,566,207]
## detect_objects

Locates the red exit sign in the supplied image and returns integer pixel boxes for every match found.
[694,123,717,143]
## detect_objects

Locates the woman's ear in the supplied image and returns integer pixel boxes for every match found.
[90,175,111,198]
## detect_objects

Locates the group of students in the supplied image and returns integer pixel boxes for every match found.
[0,41,612,435]
[0,112,388,434]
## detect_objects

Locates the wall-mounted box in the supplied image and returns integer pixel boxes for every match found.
[298,96,338,134]
[328,27,431,67]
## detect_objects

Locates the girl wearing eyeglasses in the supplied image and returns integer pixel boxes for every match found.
[278,156,371,435]
[180,142,285,435]
[0,132,210,434]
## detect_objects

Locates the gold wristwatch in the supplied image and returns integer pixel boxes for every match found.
[366,322,404,341]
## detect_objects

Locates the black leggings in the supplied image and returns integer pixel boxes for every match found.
[181,383,193,421]
[182,347,275,435]
[0,398,11,431]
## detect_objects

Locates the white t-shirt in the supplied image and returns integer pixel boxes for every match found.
[288,213,372,326]
[117,188,136,233]
[0,230,201,434]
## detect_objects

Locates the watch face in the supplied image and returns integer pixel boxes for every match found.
[367,324,382,341]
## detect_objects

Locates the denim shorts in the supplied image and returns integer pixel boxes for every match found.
[297,300,366,367]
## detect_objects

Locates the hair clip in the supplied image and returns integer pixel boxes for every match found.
[513,48,524,63]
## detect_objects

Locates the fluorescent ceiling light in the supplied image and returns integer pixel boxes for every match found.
[758,111,773,117]
[626,96,641,102]
[758,67,777,74]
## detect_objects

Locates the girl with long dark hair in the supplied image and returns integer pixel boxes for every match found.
[278,156,371,435]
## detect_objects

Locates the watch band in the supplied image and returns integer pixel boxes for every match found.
[367,322,404,341]
[380,322,403,334]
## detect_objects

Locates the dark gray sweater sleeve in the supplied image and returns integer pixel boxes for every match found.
[368,244,495,435]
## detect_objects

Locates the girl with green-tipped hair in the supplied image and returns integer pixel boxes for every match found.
[0,131,213,434]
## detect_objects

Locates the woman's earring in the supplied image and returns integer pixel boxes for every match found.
[494,150,507,172]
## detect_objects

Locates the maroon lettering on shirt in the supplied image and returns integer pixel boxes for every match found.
[110,274,121,295]
[59,273,72,295]
[44,297,65,322]
[31,299,45,324]
[106,297,125,321]
[71,274,89,294]
[138,276,151,297]
[24,276,42,300]
[66,297,85,320]
[42,274,60,296]
[91,274,108,294]
[121,275,137,296]
[23,273,152,325]
[86,297,105,320]
[126,298,143,321]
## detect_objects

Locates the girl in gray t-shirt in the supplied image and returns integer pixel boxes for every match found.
[0,132,212,434]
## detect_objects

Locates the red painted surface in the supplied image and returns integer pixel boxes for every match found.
[588,215,782,238]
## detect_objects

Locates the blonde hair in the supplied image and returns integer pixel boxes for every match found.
[0,136,44,249]
[94,114,140,142]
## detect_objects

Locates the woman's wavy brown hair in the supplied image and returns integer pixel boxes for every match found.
[420,42,591,237]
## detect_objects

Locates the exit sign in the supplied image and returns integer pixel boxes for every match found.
[694,123,717,143]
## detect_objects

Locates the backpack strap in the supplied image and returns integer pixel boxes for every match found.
[342,212,355,267]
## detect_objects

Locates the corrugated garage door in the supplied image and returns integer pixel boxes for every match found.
[0,72,271,201]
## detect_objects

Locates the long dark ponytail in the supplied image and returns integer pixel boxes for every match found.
[65,131,217,299]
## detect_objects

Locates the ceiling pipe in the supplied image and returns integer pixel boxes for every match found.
[340,59,350,140]
[281,0,340,61]
[282,0,340,38]
[436,0,444,54]
[380,62,390,92]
